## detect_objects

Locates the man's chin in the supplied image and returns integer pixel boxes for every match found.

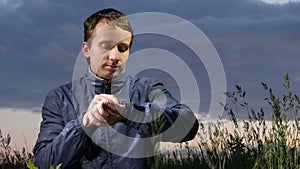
[112,69,125,78]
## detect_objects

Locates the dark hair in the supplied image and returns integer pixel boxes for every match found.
[83,8,133,45]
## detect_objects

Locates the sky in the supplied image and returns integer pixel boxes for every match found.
[0,0,300,149]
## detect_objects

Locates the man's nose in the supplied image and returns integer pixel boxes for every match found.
[108,46,121,63]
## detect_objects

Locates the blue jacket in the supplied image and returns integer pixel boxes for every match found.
[33,70,199,169]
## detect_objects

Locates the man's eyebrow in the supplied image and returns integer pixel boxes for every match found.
[97,40,115,45]
[98,39,114,43]
[99,39,130,45]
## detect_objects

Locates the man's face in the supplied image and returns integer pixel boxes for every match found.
[82,21,132,80]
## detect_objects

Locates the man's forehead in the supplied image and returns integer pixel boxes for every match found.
[92,21,131,42]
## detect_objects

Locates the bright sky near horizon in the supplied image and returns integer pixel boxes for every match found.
[1,0,300,151]
[0,108,41,151]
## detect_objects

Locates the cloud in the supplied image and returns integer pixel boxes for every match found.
[0,42,14,53]
[40,42,73,64]
[189,13,300,63]
[60,22,82,36]
[260,0,300,4]
[0,0,23,10]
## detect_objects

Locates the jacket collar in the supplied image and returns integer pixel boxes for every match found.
[84,68,130,95]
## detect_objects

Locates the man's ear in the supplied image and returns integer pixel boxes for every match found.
[82,42,90,59]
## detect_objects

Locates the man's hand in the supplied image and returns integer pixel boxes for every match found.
[83,94,125,127]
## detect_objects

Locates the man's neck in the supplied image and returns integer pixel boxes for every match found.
[88,67,111,82]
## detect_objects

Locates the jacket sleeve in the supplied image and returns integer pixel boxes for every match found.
[33,89,89,169]
[124,78,199,143]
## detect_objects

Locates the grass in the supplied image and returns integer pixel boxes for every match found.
[1,73,299,168]
[0,130,33,169]
[155,73,300,169]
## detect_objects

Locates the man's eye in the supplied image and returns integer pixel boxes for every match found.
[117,44,129,53]
[100,42,113,50]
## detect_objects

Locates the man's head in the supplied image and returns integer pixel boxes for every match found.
[82,8,133,81]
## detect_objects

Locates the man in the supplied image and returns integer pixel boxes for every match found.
[33,8,199,169]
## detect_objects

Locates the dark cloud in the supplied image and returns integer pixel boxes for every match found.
[0,0,299,119]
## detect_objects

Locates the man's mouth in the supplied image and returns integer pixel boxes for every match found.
[105,65,118,71]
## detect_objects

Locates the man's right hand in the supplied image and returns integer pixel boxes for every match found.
[82,94,125,127]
